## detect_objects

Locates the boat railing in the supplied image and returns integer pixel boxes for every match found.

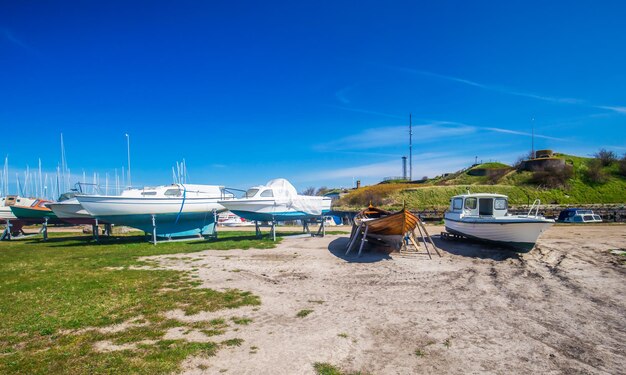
[526,199,541,217]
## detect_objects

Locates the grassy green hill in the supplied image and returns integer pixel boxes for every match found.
[334,153,626,210]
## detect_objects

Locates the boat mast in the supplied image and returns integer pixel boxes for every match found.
[125,133,132,187]
[409,113,413,181]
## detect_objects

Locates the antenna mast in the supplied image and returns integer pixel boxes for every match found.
[409,113,413,181]
[531,116,535,158]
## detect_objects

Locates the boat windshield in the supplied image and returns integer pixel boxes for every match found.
[245,189,259,198]
[494,198,508,210]
[577,210,593,215]
[260,189,274,197]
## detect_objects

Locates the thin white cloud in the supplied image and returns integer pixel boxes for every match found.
[335,86,352,104]
[303,153,471,183]
[388,65,625,115]
[315,122,476,151]
[484,127,569,141]
[2,29,38,55]
[595,105,626,114]
[329,105,406,120]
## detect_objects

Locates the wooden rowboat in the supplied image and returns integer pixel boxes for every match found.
[353,205,418,236]
[348,205,419,253]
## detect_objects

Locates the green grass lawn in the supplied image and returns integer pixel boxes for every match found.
[0,231,281,374]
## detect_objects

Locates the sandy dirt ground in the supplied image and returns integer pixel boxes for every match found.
[145,224,626,375]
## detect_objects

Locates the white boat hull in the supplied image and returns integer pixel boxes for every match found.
[219,198,332,222]
[444,216,554,251]
[48,199,97,225]
[77,195,227,237]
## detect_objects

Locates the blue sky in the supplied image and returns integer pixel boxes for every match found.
[1,1,625,195]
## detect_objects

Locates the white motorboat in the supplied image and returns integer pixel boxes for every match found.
[557,208,602,223]
[77,184,232,237]
[444,193,554,252]
[218,212,254,227]
[48,197,97,225]
[218,178,332,222]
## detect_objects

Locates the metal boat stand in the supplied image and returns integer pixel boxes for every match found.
[204,209,218,241]
[254,219,278,241]
[311,215,325,237]
[345,223,369,257]
[1,219,14,240]
[39,217,49,241]
[302,220,310,234]
[1,219,33,241]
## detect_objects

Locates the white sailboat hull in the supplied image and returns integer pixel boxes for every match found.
[77,195,227,237]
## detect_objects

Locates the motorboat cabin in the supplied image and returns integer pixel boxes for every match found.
[448,193,510,218]
[557,208,602,223]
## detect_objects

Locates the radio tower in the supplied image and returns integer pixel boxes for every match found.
[409,114,413,181]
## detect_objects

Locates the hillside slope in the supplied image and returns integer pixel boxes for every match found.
[334,154,626,210]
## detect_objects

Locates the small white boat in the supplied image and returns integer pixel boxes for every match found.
[218,212,254,227]
[218,178,332,222]
[77,184,232,237]
[48,197,97,225]
[444,193,554,252]
[557,208,602,223]
[0,196,39,223]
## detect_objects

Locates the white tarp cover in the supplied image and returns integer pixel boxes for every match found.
[266,178,324,216]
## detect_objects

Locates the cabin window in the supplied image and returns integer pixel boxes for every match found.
[573,216,583,223]
[245,188,259,198]
[141,191,157,196]
[494,198,507,210]
[479,198,494,216]
[260,189,274,197]
[164,189,182,196]
[452,198,463,211]
[464,197,477,210]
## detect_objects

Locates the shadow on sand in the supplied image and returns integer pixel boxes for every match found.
[430,233,520,261]
[327,237,392,263]
[328,232,520,262]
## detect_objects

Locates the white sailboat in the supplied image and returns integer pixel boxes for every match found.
[77,184,233,237]
[444,193,554,252]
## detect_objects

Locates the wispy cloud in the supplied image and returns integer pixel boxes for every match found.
[328,105,405,120]
[484,127,569,141]
[335,86,353,104]
[2,29,38,55]
[595,105,626,114]
[303,153,471,183]
[314,121,476,151]
[388,65,626,115]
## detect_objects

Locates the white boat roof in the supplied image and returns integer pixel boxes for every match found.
[451,193,509,199]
